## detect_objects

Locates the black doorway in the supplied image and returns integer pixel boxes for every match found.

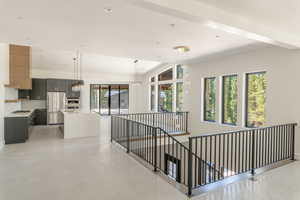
[165,154,181,183]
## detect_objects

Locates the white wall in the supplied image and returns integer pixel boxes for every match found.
[0,43,9,147]
[143,46,300,153]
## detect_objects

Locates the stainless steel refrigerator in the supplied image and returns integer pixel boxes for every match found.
[47,92,66,125]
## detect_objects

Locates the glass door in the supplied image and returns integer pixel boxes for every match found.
[100,85,109,115]
[110,85,120,115]
[158,84,173,112]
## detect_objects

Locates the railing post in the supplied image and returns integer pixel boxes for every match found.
[291,124,296,160]
[154,127,158,172]
[185,112,189,134]
[187,137,193,196]
[126,120,130,153]
[251,129,256,175]
[110,116,113,142]
[152,114,155,127]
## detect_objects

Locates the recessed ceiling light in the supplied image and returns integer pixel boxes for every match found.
[173,46,190,53]
[104,8,112,13]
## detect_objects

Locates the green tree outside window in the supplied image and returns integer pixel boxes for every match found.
[204,78,216,121]
[222,75,238,125]
[246,72,266,127]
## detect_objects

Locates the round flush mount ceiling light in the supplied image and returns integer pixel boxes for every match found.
[173,46,190,53]
[104,8,112,13]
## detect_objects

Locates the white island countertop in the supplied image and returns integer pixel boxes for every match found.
[5,109,35,118]
[62,111,101,139]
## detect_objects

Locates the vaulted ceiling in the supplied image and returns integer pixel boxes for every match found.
[0,0,295,75]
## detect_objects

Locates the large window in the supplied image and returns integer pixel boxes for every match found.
[90,84,129,115]
[158,84,173,112]
[110,85,120,115]
[222,75,238,125]
[245,72,266,127]
[150,66,184,112]
[90,85,100,112]
[203,77,216,122]
[176,65,183,79]
[150,85,155,111]
[99,85,110,115]
[176,82,183,112]
[158,68,173,81]
[120,85,129,114]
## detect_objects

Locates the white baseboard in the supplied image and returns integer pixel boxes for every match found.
[294,153,300,160]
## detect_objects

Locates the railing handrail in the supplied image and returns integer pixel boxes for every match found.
[112,115,202,158]
[190,123,298,139]
[112,115,155,128]
[113,111,189,116]
[157,127,190,151]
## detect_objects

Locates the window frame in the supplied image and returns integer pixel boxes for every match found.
[176,82,184,112]
[244,71,267,128]
[203,77,217,122]
[90,84,129,115]
[150,84,156,112]
[149,65,184,112]
[158,68,173,82]
[176,64,184,80]
[158,83,173,112]
[221,74,238,126]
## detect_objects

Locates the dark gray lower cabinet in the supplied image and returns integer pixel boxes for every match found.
[5,117,28,144]
[34,109,47,125]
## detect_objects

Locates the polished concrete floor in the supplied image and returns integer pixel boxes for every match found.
[0,125,299,200]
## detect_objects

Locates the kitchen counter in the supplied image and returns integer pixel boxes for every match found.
[62,111,101,139]
[5,109,35,118]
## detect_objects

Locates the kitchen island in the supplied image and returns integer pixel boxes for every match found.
[62,111,101,139]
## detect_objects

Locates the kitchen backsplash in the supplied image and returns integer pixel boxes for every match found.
[4,88,21,115]
[5,88,47,115]
[21,100,46,110]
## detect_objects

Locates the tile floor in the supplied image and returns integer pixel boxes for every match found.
[0,124,299,200]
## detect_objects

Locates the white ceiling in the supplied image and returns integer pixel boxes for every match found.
[0,0,263,74]
[139,0,300,49]
[32,47,160,75]
[198,0,300,34]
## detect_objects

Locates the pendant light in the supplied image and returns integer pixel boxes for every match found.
[132,59,142,85]
[72,51,84,92]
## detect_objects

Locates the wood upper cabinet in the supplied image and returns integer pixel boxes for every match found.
[6,44,32,89]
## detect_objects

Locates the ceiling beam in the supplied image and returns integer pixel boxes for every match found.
[128,0,300,49]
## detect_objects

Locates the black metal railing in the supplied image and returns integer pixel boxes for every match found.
[111,115,205,187]
[118,112,189,134]
[111,114,296,196]
[188,123,297,192]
